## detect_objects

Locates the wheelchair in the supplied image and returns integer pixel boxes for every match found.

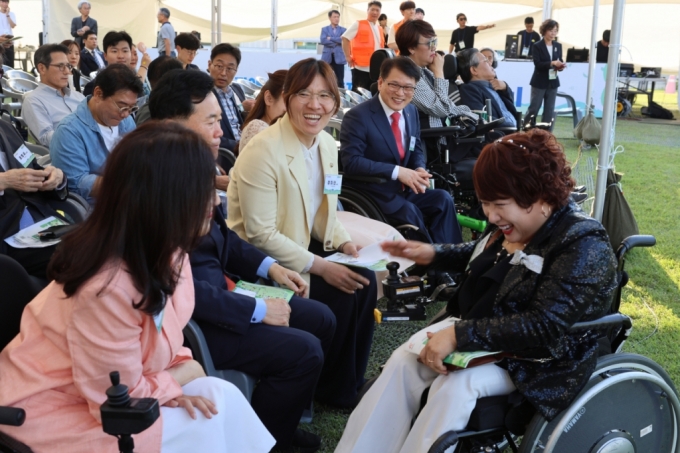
[358,234,680,453]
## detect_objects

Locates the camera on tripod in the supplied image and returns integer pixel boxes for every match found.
[101,371,160,453]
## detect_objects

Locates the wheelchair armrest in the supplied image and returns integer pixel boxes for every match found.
[183,319,219,377]
[616,235,656,261]
[568,313,632,333]
[341,173,389,184]
[473,117,506,136]
[419,125,465,138]
[494,127,518,134]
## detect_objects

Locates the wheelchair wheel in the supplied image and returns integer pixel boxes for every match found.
[338,186,387,222]
[519,353,680,453]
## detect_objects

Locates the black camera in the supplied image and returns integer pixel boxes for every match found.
[101,371,160,453]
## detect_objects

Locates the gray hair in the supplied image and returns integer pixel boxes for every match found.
[159,7,171,18]
[77,1,90,9]
[456,48,484,83]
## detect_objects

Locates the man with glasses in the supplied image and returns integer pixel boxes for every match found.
[448,13,495,54]
[23,44,86,147]
[340,57,461,244]
[50,64,143,202]
[208,43,254,151]
[175,32,200,70]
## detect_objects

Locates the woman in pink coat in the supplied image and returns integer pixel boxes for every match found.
[0,122,275,453]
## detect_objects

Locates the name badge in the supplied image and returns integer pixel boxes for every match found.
[466,233,491,270]
[521,46,530,57]
[153,308,165,334]
[458,40,466,49]
[14,144,35,168]
[409,136,416,151]
[549,69,558,80]
[324,174,342,195]
[233,93,244,112]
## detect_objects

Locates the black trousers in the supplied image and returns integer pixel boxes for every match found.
[202,296,336,448]
[351,68,372,93]
[330,54,345,88]
[308,238,377,407]
[5,244,57,280]
[3,45,13,69]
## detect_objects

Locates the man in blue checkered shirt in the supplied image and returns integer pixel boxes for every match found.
[208,43,255,151]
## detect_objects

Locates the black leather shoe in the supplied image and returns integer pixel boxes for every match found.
[574,185,587,193]
[571,192,588,204]
[273,429,321,453]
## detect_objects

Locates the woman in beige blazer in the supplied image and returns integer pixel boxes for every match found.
[228,59,378,408]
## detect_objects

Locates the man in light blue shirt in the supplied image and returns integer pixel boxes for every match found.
[22,44,86,147]
[156,7,176,57]
[50,64,143,203]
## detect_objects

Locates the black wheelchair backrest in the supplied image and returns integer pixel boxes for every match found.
[369,49,395,82]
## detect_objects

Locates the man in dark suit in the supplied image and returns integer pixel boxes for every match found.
[340,57,462,244]
[457,48,518,128]
[79,30,105,76]
[149,68,333,453]
[0,120,67,279]
[207,43,255,151]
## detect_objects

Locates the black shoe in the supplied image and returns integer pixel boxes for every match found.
[571,192,588,204]
[574,185,587,193]
[273,429,321,453]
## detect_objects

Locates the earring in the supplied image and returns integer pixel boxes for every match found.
[541,204,551,218]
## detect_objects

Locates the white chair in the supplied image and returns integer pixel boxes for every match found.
[233,79,256,96]
[255,76,268,86]
[7,79,38,95]
[5,70,37,83]
[357,87,373,99]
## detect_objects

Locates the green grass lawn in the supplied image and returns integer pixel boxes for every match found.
[304,113,680,452]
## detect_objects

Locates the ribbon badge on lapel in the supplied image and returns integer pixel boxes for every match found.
[509,250,544,274]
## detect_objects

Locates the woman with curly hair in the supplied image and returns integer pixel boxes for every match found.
[335,129,619,453]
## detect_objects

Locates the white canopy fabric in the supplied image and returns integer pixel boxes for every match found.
[29,0,679,73]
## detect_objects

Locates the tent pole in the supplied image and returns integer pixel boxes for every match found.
[592,0,625,221]
[42,0,49,43]
[211,0,216,47]
[271,0,278,52]
[542,0,553,21]
[217,0,222,44]
[585,0,600,113]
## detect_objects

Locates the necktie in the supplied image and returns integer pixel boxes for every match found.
[390,111,405,162]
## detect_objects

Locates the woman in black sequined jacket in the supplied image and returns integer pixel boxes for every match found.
[335,129,619,453]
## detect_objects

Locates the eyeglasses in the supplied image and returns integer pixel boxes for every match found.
[417,38,438,51]
[386,81,416,95]
[110,98,139,115]
[211,63,237,74]
[181,49,198,56]
[294,89,336,106]
[458,17,467,21]
[49,63,74,72]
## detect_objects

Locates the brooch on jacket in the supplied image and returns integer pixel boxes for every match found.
[509,250,543,274]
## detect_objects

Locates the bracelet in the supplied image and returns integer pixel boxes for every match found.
[140,65,148,70]
[337,241,349,254]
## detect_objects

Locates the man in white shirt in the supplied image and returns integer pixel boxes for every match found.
[0,0,16,68]
[341,1,383,93]
[23,44,86,147]
[79,30,106,76]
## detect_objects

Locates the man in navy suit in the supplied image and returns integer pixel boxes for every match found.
[78,30,105,76]
[150,68,333,453]
[320,10,347,87]
[208,43,254,151]
[340,57,462,244]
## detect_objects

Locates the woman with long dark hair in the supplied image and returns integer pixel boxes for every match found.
[0,122,275,452]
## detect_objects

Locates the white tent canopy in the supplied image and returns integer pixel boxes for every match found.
[28,0,678,73]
